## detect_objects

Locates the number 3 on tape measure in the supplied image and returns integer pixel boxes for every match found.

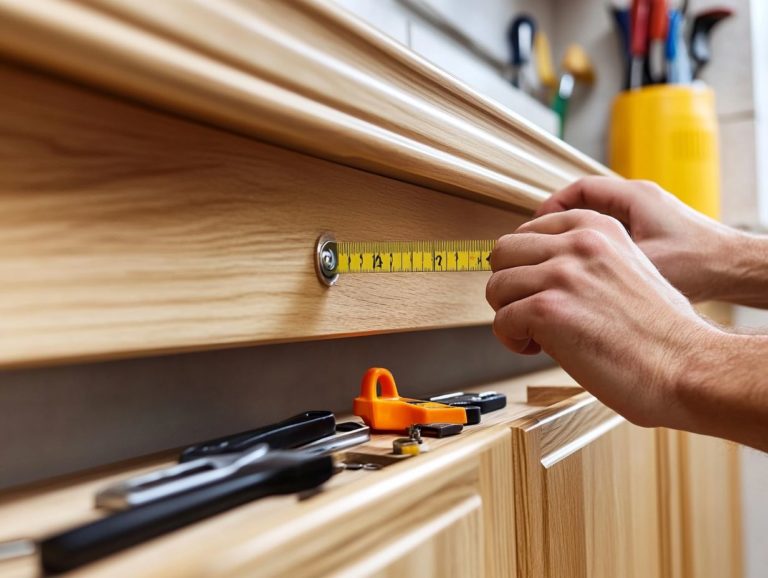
[315,233,495,286]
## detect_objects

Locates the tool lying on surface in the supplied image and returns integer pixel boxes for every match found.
[429,391,507,415]
[97,422,370,511]
[180,410,336,462]
[6,451,334,575]
[393,425,428,455]
[316,233,495,286]
[354,368,467,431]
[416,423,464,438]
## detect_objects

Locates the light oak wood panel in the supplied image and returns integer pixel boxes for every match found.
[81,0,585,192]
[659,302,742,578]
[657,430,743,578]
[0,62,528,367]
[323,486,484,578]
[511,393,663,578]
[526,385,585,405]
[683,434,743,578]
[0,0,610,213]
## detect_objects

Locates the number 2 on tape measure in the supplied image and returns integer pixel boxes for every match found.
[316,233,495,286]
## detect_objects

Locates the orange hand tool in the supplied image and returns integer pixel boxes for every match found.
[353,368,467,432]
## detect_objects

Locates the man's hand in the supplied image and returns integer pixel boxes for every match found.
[487,208,720,429]
[535,176,739,302]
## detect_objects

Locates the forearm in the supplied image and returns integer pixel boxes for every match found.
[703,231,768,308]
[673,330,768,451]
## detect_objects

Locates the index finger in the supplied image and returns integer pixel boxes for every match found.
[535,176,634,224]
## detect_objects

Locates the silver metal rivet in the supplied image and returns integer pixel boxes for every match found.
[315,232,340,287]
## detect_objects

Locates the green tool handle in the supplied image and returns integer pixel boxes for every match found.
[552,93,569,139]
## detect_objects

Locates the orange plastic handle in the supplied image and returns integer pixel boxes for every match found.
[359,367,400,401]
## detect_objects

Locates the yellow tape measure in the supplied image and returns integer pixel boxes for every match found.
[316,233,495,286]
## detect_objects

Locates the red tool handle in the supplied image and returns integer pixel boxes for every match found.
[649,0,668,40]
[631,0,651,56]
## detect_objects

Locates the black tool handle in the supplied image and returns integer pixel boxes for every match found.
[40,453,333,574]
[180,410,335,462]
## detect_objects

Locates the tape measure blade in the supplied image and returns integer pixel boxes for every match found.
[335,240,495,275]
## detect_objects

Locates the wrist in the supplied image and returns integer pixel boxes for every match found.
[704,230,768,303]
[673,327,768,447]
[667,322,729,433]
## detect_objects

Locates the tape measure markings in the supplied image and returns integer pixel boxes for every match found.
[335,239,495,274]
[316,234,496,286]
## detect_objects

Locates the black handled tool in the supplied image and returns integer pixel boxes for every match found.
[96,423,370,511]
[416,423,464,438]
[40,451,334,574]
[429,391,507,415]
[180,410,335,462]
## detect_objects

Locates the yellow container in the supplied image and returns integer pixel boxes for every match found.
[609,85,720,219]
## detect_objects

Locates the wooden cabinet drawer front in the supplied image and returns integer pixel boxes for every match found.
[0,62,528,368]
[319,489,484,578]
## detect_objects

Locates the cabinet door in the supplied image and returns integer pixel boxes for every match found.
[657,429,743,578]
[512,393,662,578]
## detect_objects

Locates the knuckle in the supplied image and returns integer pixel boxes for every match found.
[599,214,628,236]
[570,228,607,257]
[568,208,597,221]
[547,261,578,288]
[530,291,561,320]
[634,179,664,197]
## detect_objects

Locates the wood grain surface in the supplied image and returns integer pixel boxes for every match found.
[511,393,663,578]
[526,385,585,405]
[0,0,610,213]
[0,62,528,367]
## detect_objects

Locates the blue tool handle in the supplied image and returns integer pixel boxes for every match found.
[666,9,682,60]
[40,453,334,573]
[180,410,335,462]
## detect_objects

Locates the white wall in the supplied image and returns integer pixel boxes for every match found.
[733,306,768,578]
[751,0,768,227]
[332,0,558,134]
